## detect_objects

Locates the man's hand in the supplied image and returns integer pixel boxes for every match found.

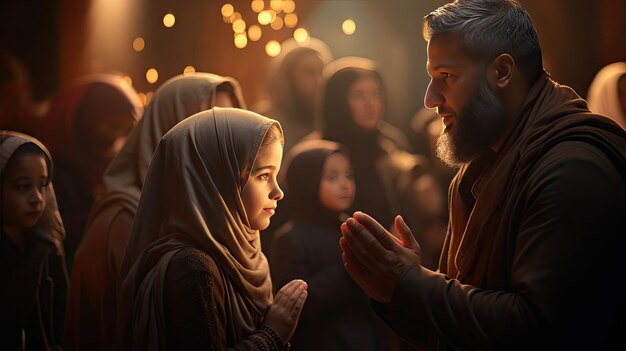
[339,212,422,303]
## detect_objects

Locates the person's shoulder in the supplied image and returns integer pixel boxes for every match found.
[528,140,625,196]
[535,140,620,175]
[169,247,221,278]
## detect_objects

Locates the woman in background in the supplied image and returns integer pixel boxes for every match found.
[39,74,143,267]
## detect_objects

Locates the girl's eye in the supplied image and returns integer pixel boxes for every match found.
[16,183,31,192]
[347,173,354,180]
[258,173,270,181]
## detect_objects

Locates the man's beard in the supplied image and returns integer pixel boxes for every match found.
[436,76,508,168]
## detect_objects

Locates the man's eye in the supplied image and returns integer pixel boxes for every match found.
[441,72,452,79]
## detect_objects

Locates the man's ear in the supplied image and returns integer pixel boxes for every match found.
[488,54,515,89]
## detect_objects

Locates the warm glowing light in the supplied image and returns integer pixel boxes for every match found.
[342,19,356,35]
[163,13,175,28]
[232,19,246,33]
[183,66,196,75]
[248,25,262,41]
[270,0,283,12]
[268,10,277,22]
[270,16,283,30]
[265,40,281,57]
[258,10,272,25]
[221,4,234,17]
[146,92,154,104]
[229,11,242,23]
[234,33,248,48]
[283,0,295,13]
[137,92,147,106]
[251,0,264,13]
[132,37,145,52]
[121,76,132,88]
[284,13,298,28]
[293,27,309,43]
[146,68,158,84]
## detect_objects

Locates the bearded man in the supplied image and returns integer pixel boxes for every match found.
[339,0,626,349]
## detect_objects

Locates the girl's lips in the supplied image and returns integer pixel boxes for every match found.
[263,208,276,215]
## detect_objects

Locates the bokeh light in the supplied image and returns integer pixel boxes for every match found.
[270,16,284,30]
[258,10,272,25]
[232,19,246,33]
[293,27,309,43]
[121,76,132,88]
[183,66,196,75]
[251,0,264,13]
[284,13,298,28]
[342,19,356,35]
[132,37,145,52]
[283,0,296,13]
[265,40,281,57]
[248,25,262,41]
[270,0,284,12]
[163,13,175,28]
[146,68,158,84]
[234,33,248,48]
[221,4,234,17]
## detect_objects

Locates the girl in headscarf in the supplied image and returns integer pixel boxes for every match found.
[39,74,143,267]
[270,140,391,350]
[587,62,626,129]
[115,108,308,350]
[1,131,68,350]
[64,73,245,351]
[317,57,433,232]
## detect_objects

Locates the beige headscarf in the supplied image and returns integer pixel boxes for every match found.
[100,73,246,210]
[0,131,65,254]
[115,108,280,349]
[66,73,246,351]
[587,62,626,129]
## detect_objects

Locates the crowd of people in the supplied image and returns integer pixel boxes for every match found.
[1,0,625,350]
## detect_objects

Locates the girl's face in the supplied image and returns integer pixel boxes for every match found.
[319,153,355,212]
[347,76,383,131]
[2,152,48,232]
[241,141,284,230]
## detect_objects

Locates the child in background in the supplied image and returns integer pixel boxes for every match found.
[270,139,390,351]
[1,131,68,350]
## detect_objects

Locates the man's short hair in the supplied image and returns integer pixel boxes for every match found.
[423,0,543,83]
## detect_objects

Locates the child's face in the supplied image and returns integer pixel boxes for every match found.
[347,76,383,131]
[2,152,48,232]
[241,141,284,231]
[319,153,355,212]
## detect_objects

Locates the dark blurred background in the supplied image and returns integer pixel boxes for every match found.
[2,0,625,129]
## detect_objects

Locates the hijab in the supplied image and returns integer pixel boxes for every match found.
[320,57,394,226]
[91,73,246,224]
[116,108,281,349]
[0,131,65,253]
[587,62,626,129]
[65,73,246,351]
[281,139,349,229]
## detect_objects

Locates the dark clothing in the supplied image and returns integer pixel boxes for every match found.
[164,247,283,350]
[272,222,387,351]
[64,207,133,351]
[0,234,69,350]
[372,74,626,350]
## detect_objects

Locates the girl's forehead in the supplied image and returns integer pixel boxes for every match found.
[5,152,48,178]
